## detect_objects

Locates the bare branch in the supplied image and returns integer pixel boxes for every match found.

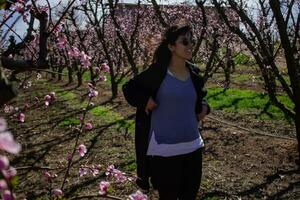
[48,0,77,35]
[151,0,169,28]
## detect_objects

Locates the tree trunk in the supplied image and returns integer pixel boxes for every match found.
[0,74,17,106]
[58,66,63,81]
[295,102,300,165]
[67,67,73,84]
[77,71,82,87]
[111,78,118,99]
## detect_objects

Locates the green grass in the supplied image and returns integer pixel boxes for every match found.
[59,118,81,127]
[90,106,135,132]
[206,87,294,122]
[83,71,129,87]
[58,90,77,101]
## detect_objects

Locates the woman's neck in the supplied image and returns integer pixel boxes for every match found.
[167,56,190,81]
[168,56,187,74]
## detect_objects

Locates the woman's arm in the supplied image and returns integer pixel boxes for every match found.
[122,68,152,109]
[122,79,149,108]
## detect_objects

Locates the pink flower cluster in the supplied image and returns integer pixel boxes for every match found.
[94,63,110,82]
[85,122,93,130]
[0,118,21,200]
[18,113,25,123]
[57,36,68,49]
[3,105,14,114]
[43,171,57,182]
[44,92,56,107]
[99,181,110,195]
[105,165,129,183]
[68,46,92,69]
[129,190,148,200]
[100,63,110,73]
[79,165,100,177]
[78,144,87,157]
[88,83,98,98]
[51,188,63,197]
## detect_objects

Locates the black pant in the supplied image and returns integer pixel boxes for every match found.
[149,148,203,200]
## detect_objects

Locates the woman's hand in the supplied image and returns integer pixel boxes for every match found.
[145,97,158,115]
[197,104,208,121]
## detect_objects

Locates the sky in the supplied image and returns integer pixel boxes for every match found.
[1,0,258,42]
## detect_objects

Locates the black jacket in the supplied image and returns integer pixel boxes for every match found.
[122,61,210,190]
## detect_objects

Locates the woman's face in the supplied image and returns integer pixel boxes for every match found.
[169,32,194,60]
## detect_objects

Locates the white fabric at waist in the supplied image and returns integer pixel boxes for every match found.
[146,131,204,157]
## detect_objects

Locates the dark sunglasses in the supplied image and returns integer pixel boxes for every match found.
[180,37,196,46]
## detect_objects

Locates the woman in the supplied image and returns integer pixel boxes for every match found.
[122,25,210,200]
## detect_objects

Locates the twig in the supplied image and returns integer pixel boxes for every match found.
[48,0,77,35]
[0,10,16,29]
[69,194,123,200]
[206,115,296,141]
[15,166,62,170]
[60,98,92,190]
[3,23,38,60]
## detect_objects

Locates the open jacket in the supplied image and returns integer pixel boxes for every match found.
[122,61,210,190]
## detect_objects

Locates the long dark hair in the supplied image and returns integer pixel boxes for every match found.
[152,25,193,67]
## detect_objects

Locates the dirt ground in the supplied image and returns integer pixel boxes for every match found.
[1,78,299,200]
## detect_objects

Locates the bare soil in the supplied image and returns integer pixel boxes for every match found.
[1,78,299,200]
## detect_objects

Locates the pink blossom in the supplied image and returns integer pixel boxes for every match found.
[99,75,107,82]
[44,95,51,101]
[92,168,99,176]
[0,118,7,132]
[79,167,88,177]
[78,144,87,157]
[95,67,101,73]
[88,89,98,98]
[43,171,52,181]
[106,164,115,175]
[2,167,17,180]
[36,73,42,80]
[18,113,25,123]
[0,132,21,154]
[0,180,7,190]
[99,181,110,195]
[80,52,91,69]
[85,122,93,130]
[50,92,56,100]
[1,190,16,200]
[0,156,9,170]
[68,47,80,58]
[51,188,63,197]
[4,105,14,113]
[101,63,110,73]
[90,165,100,176]
[23,12,29,23]
[53,24,62,35]
[88,82,95,89]
[113,170,127,183]
[129,190,148,200]
[44,94,52,107]
[106,165,127,183]
[66,153,73,161]
[79,116,84,123]
[57,36,68,49]
[13,3,25,14]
